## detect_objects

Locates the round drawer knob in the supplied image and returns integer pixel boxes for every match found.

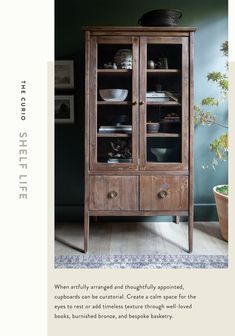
[158,190,168,199]
[107,190,118,199]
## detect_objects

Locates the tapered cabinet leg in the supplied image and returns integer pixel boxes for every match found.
[188,212,193,253]
[84,211,89,253]
[175,216,180,224]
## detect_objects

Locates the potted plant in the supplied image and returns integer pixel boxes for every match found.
[213,185,228,241]
[194,41,228,240]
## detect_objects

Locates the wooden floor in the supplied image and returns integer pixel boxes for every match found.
[55,221,228,256]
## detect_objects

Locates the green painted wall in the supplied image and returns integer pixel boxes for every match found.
[55,0,228,221]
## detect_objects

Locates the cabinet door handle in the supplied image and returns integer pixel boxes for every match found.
[139,101,145,105]
[107,190,118,199]
[132,101,137,105]
[158,190,168,199]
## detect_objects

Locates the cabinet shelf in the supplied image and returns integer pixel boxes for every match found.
[147,101,181,106]
[97,101,131,105]
[147,133,180,137]
[147,69,180,74]
[98,69,132,76]
[97,133,131,137]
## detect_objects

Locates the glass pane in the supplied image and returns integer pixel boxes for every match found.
[97,137,132,163]
[147,44,182,69]
[98,44,133,70]
[97,44,133,164]
[146,43,182,164]
[147,137,181,163]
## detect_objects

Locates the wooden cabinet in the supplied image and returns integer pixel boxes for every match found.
[84,26,196,253]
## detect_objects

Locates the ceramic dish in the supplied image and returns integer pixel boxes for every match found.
[151,148,173,161]
[99,89,128,101]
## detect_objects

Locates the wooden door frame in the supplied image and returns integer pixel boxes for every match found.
[89,36,140,172]
[139,36,189,171]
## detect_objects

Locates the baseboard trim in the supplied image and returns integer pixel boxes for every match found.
[55,204,218,222]
[194,203,218,221]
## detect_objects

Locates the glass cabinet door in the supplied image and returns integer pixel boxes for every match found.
[89,36,139,171]
[139,36,189,171]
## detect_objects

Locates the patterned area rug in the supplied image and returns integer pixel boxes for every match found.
[55,255,228,269]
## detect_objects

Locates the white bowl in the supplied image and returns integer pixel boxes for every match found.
[99,89,128,101]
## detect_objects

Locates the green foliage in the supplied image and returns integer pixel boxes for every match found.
[201,97,219,106]
[194,41,228,168]
[220,41,228,57]
[207,72,228,95]
[210,133,228,167]
[216,185,228,196]
[194,106,216,126]
[220,41,228,69]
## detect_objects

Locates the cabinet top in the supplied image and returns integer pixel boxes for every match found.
[83,26,197,33]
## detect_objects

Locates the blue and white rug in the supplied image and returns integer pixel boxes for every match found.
[54,255,228,269]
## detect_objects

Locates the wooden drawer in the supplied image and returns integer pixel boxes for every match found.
[89,176,138,210]
[140,176,188,211]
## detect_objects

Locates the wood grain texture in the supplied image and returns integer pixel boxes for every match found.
[146,133,180,137]
[188,32,195,253]
[97,101,131,105]
[141,162,187,171]
[89,210,188,216]
[181,37,189,170]
[83,26,197,32]
[84,27,195,252]
[147,69,180,73]
[132,37,140,169]
[89,36,98,171]
[146,102,181,106]
[89,176,138,210]
[84,30,91,253]
[56,221,226,257]
[89,170,189,176]
[146,36,183,44]
[94,36,134,44]
[139,36,147,170]
[140,176,188,211]
[84,210,89,253]
[90,32,191,37]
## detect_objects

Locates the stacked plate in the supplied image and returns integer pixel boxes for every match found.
[99,125,132,134]
[114,49,132,69]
